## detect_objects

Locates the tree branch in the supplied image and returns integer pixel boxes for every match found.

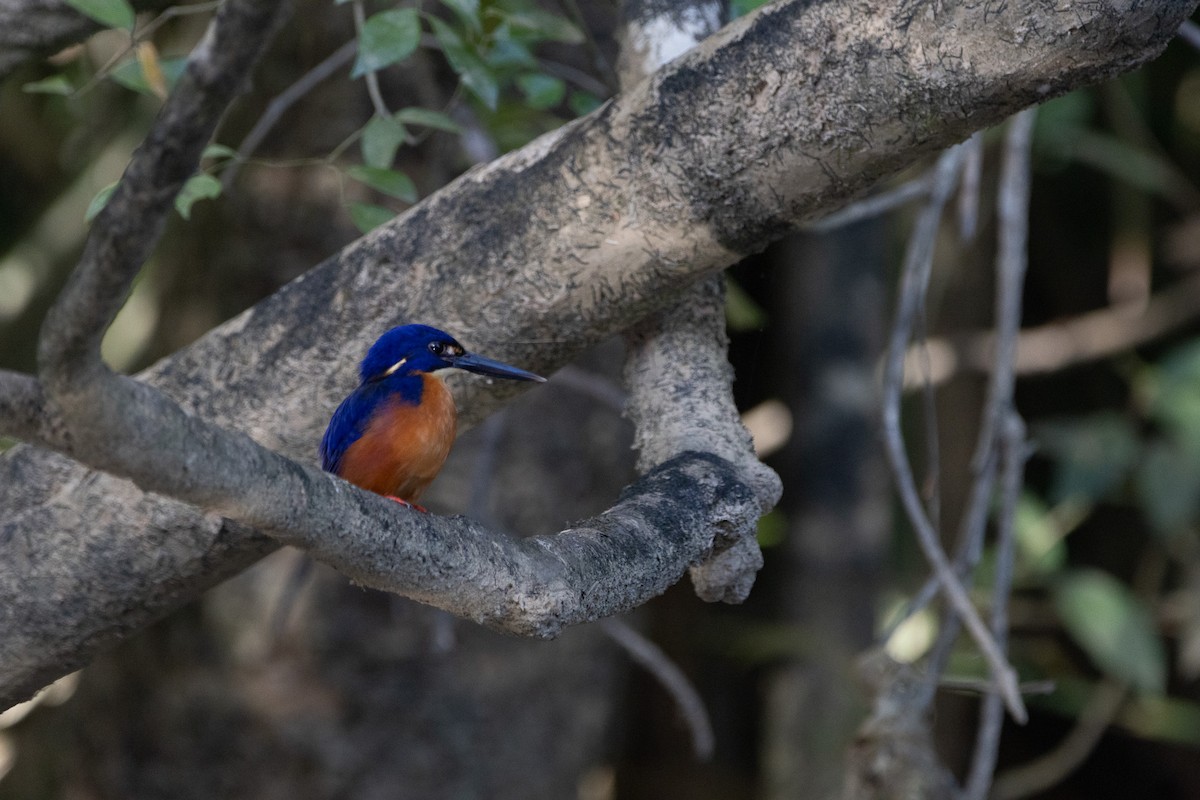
[905,269,1200,388]
[624,280,780,601]
[2,0,1193,708]
[880,144,1027,721]
[617,0,777,603]
[38,0,287,385]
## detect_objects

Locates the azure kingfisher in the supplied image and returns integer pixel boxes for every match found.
[320,324,545,508]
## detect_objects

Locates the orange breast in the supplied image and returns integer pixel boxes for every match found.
[337,375,458,501]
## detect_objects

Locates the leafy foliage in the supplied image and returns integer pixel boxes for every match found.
[65,0,136,31]
[352,9,421,77]
[1054,569,1167,693]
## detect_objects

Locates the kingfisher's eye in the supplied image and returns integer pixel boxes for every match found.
[429,341,446,355]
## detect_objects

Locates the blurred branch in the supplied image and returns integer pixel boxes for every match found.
[550,365,628,413]
[466,411,507,525]
[1178,19,1200,51]
[962,414,1028,800]
[537,57,611,98]
[991,680,1128,800]
[881,143,1027,721]
[351,0,389,118]
[803,177,930,233]
[904,269,1200,388]
[959,107,1037,800]
[958,132,984,242]
[223,38,357,189]
[600,618,714,761]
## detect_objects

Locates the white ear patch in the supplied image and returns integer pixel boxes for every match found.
[384,358,407,376]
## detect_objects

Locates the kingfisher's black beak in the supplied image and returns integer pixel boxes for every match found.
[451,352,546,383]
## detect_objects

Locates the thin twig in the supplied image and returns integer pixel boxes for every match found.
[138,0,223,40]
[550,365,628,413]
[554,0,617,90]
[537,58,611,98]
[975,108,1036,469]
[599,618,715,760]
[1179,20,1200,51]
[803,176,931,232]
[892,111,1036,665]
[962,413,1027,800]
[958,131,984,242]
[961,111,1037,798]
[223,39,358,188]
[352,0,391,119]
[938,678,1055,697]
[881,143,1028,722]
[914,303,942,538]
[467,411,508,526]
[269,552,315,640]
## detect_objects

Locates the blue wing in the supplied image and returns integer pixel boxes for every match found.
[320,389,373,474]
[319,377,424,474]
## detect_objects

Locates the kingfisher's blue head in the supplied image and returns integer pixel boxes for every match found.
[358,324,546,384]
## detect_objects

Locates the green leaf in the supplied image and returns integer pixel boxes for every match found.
[724,275,768,331]
[346,166,418,203]
[353,8,421,77]
[1012,492,1069,577]
[438,0,481,33]
[174,174,222,220]
[499,9,584,43]
[1136,440,1200,537]
[1054,569,1166,693]
[755,510,786,548]
[730,0,772,16]
[65,0,135,30]
[429,17,498,109]
[568,90,602,116]
[394,107,463,134]
[22,75,74,95]
[202,143,238,161]
[485,38,537,70]
[360,114,408,169]
[516,73,564,110]
[85,182,118,222]
[109,56,187,96]
[1035,412,1139,504]
[1143,339,1200,454]
[348,202,395,233]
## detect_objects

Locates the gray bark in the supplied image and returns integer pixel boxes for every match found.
[2,0,1194,708]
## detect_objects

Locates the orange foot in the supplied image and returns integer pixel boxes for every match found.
[385,495,428,513]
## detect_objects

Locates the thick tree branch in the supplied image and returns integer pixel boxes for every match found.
[1,0,1193,708]
[297,452,758,637]
[617,0,778,603]
[624,281,780,602]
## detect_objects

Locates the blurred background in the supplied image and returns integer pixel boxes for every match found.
[4,0,1200,797]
